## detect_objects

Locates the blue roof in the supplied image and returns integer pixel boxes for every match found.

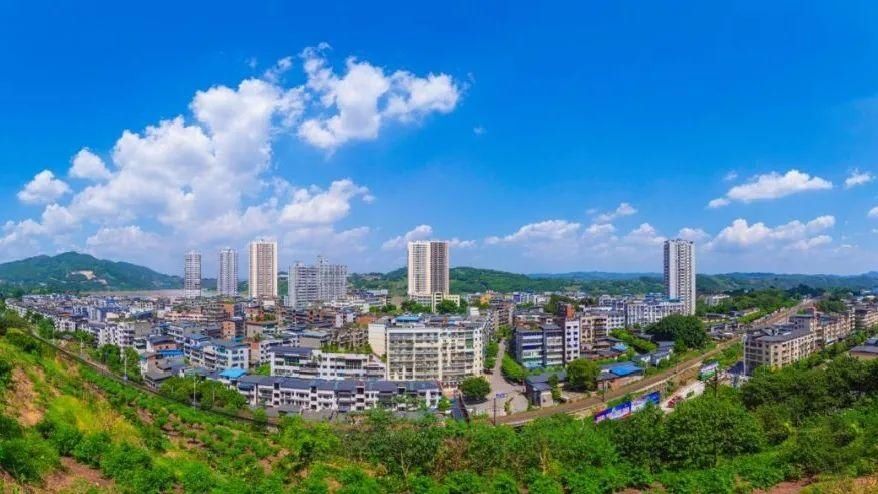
[603,361,642,377]
[611,342,629,352]
[219,367,247,379]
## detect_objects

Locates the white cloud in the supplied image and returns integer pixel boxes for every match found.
[844,169,873,189]
[473,126,485,135]
[870,207,878,218]
[297,44,461,150]
[624,223,666,246]
[17,170,71,205]
[85,225,164,261]
[676,227,710,243]
[449,237,477,248]
[3,46,462,270]
[381,224,434,250]
[707,197,731,209]
[708,215,835,251]
[279,179,371,224]
[262,56,293,83]
[594,202,637,222]
[584,223,616,236]
[485,220,581,244]
[709,169,832,207]
[723,171,738,182]
[69,148,112,180]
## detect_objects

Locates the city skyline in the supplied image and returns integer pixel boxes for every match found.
[6,3,878,276]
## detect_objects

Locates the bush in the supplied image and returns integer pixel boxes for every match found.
[0,436,59,483]
[36,419,83,456]
[72,432,112,467]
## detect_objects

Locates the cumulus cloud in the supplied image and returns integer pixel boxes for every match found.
[870,207,878,218]
[69,149,112,180]
[594,202,637,222]
[85,225,164,262]
[676,227,710,243]
[584,223,616,236]
[4,46,460,271]
[17,170,71,205]
[845,169,874,189]
[297,44,461,150]
[708,215,835,251]
[708,169,832,207]
[449,237,477,249]
[279,179,371,224]
[485,220,581,244]
[381,224,434,250]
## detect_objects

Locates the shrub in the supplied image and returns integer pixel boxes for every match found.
[72,432,112,467]
[0,436,59,483]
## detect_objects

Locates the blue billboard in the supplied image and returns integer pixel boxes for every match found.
[594,391,661,423]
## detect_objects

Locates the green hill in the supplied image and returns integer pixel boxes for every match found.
[0,252,181,294]
[351,267,878,296]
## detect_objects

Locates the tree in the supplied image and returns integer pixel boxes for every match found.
[566,358,599,391]
[646,315,708,350]
[436,299,461,314]
[459,377,490,401]
[501,355,527,383]
[663,394,764,469]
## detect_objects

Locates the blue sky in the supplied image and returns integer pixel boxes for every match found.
[4,1,878,276]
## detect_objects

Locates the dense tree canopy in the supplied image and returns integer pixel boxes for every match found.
[646,314,709,350]
[566,358,600,391]
[459,377,491,401]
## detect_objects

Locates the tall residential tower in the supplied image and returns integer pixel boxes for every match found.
[664,239,696,315]
[183,250,202,299]
[248,239,278,299]
[217,248,238,297]
[407,240,450,297]
[288,256,348,308]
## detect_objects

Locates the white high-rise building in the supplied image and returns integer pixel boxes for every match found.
[217,248,238,297]
[248,239,278,299]
[288,256,348,308]
[664,239,696,315]
[183,250,202,299]
[407,240,450,297]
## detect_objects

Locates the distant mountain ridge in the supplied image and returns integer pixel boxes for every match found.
[2,252,878,296]
[352,267,878,296]
[0,252,181,294]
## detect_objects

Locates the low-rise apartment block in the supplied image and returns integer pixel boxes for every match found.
[232,375,441,412]
[269,346,385,380]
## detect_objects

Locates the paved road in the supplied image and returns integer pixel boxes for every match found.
[468,339,529,418]
[495,338,738,426]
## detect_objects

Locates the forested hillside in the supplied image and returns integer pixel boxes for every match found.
[0,252,181,295]
[351,266,878,297]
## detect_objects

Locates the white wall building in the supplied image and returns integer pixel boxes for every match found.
[217,248,238,297]
[249,239,278,299]
[368,316,485,385]
[183,250,202,299]
[664,239,696,315]
[288,256,348,308]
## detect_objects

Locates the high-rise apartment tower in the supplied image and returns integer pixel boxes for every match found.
[664,239,696,315]
[248,239,278,299]
[183,250,202,299]
[407,240,450,297]
[217,248,238,297]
